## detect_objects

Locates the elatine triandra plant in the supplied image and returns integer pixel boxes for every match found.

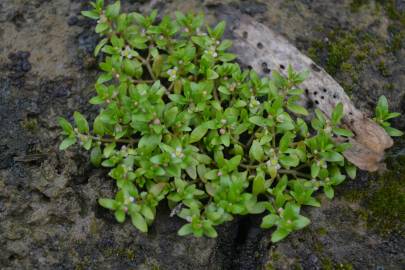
[59,0,403,242]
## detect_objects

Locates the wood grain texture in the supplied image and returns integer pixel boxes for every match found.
[216,8,393,171]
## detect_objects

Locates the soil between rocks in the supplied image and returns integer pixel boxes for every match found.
[0,0,404,269]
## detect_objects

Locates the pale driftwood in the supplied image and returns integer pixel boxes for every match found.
[216,10,393,171]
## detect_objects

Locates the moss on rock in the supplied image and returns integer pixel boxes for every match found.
[343,148,405,237]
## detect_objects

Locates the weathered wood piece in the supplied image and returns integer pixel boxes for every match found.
[216,9,393,171]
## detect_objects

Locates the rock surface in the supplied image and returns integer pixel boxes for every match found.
[0,0,404,269]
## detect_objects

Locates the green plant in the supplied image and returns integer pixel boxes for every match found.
[59,0,402,242]
[373,95,403,137]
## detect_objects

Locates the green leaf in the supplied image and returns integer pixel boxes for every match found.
[131,212,148,232]
[96,0,104,8]
[385,112,401,120]
[324,185,334,199]
[90,146,102,166]
[178,223,193,236]
[385,126,403,137]
[253,175,266,195]
[217,40,232,51]
[279,132,294,153]
[139,134,161,149]
[115,209,126,223]
[95,22,109,33]
[81,10,100,20]
[141,205,155,220]
[331,103,344,125]
[189,125,208,143]
[97,73,113,84]
[249,116,268,127]
[279,155,299,168]
[287,103,308,116]
[311,163,320,178]
[123,59,142,77]
[250,140,264,162]
[98,198,117,210]
[315,109,326,124]
[103,142,116,158]
[321,151,344,162]
[206,69,219,80]
[376,95,388,116]
[82,137,93,150]
[332,127,353,137]
[345,164,357,179]
[221,133,231,147]
[271,228,290,242]
[219,53,237,62]
[204,224,218,238]
[89,96,104,105]
[59,137,76,150]
[212,21,226,39]
[293,215,310,229]
[105,1,120,18]
[93,116,105,135]
[95,38,108,56]
[261,214,279,229]
[73,111,89,133]
[58,117,73,134]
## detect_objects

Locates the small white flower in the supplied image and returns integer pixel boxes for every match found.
[276,115,285,122]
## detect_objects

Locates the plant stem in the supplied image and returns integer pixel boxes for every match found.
[132,79,155,84]
[144,61,156,80]
[239,164,311,179]
[213,87,219,101]
[240,163,258,169]
[92,136,138,145]
[245,127,263,151]
[136,54,156,80]
[278,169,310,179]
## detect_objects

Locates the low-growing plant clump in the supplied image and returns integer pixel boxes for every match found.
[59,0,402,242]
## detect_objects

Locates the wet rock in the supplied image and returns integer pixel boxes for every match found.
[67,16,79,26]
[238,0,267,16]
[4,51,31,87]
